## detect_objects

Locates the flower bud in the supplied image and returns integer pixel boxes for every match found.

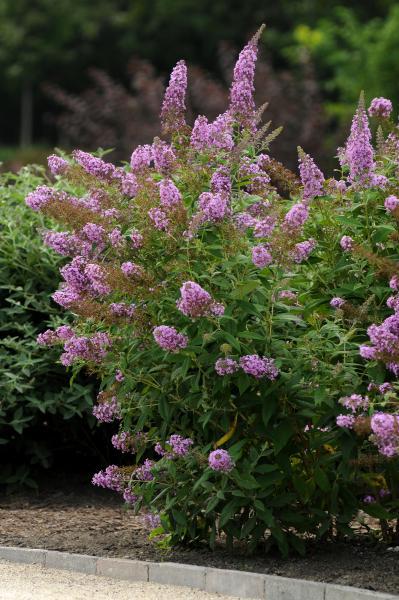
[220,343,232,355]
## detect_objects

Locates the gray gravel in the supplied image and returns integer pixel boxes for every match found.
[0,560,236,600]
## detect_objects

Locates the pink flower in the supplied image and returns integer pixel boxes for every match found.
[109,228,125,248]
[47,154,68,175]
[283,203,309,231]
[370,412,399,457]
[239,354,279,380]
[336,414,355,429]
[26,185,58,211]
[298,150,325,202]
[190,112,234,152]
[121,262,143,277]
[92,465,123,491]
[156,434,193,458]
[198,192,230,222]
[159,179,182,210]
[130,229,144,249]
[177,281,223,318]
[161,60,187,134]
[229,32,260,129]
[384,195,399,213]
[208,449,235,473]
[123,489,138,505]
[152,139,176,173]
[153,326,188,352]
[115,370,124,382]
[215,358,239,376]
[253,217,276,238]
[134,459,155,481]
[368,97,392,119]
[292,239,316,263]
[121,172,138,197]
[148,207,169,231]
[130,144,153,173]
[330,297,345,309]
[73,150,116,181]
[211,166,231,196]
[92,396,121,423]
[112,431,143,453]
[340,394,369,413]
[340,236,354,251]
[389,275,399,291]
[81,223,105,245]
[342,97,376,185]
[252,245,272,268]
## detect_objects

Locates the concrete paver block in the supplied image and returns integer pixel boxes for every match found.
[96,557,149,582]
[0,546,45,565]
[45,550,97,574]
[325,584,399,600]
[205,567,265,599]
[264,575,325,600]
[149,562,206,589]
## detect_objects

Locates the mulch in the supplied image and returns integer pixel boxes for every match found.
[0,478,398,595]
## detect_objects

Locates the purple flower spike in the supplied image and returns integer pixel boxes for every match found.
[208,449,235,473]
[161,59,187,134]
[252,245,272,268]
[298,149,325,202]
[368,97,392,119]
[330,297,345,309]
[215,358,239,376]
[340,236,354,251]
[229,28,263,130]
[47,154,68,175]
[239,354,279,380]
[336,414,355,429]
[92,465,123,492]
[153,325,188,352]
[342,95,376,186]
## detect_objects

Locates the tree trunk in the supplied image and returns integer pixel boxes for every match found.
[20,81,33,147]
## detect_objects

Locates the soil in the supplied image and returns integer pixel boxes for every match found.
[0,478,398,595]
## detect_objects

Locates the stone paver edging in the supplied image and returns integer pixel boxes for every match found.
[0,545,397,600]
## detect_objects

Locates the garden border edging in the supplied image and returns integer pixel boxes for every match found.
[0,545,397,599]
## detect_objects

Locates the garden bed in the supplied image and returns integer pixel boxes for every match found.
[0,478,397,595]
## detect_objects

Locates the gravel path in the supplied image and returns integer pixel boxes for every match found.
[0,560,235,600]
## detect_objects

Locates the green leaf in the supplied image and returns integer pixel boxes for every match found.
[219,499,240,527]
[172,509,187,527]
[235,472,260,490]
[237,331,265,341]
[314,468,330,492]
[270,420,293,454]
[254,464,278,474]
[232,280,260,299]
[270,526,289,557]
[240,516,257,538]
[193,471,211,492]
[262,397,277,429]
[205,496,220,514]
[221,331,241,352]
[289,534,306,556]
[363,504,393,520]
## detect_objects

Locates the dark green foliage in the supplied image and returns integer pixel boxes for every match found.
[0,166,95,486]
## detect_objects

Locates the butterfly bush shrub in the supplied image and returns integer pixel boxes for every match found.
[28,27,399,553]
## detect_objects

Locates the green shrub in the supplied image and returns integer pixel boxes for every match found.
[26,29,399,553]
[0,166,95,487]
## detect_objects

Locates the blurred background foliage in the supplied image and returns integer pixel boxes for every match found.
[1,0,399,171]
